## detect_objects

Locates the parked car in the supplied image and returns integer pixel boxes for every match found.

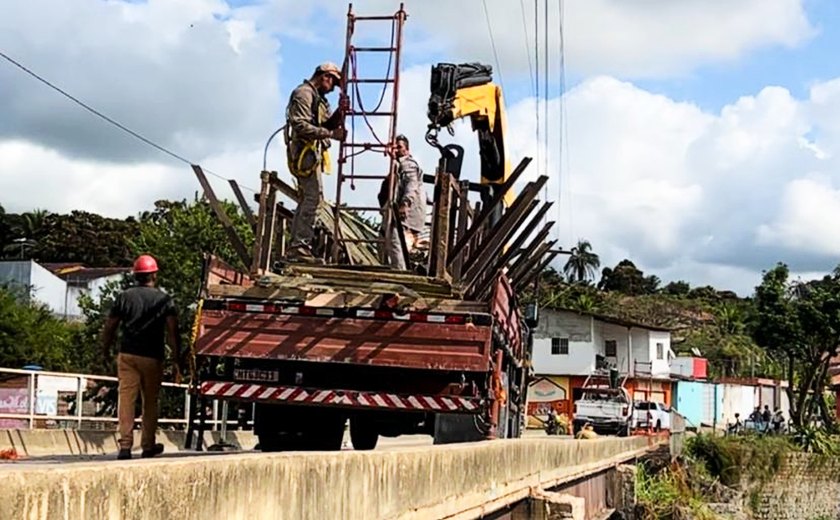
[572,387,634,437]
[633,401,671,431]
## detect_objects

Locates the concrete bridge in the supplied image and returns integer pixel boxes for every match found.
[0,432,667,520]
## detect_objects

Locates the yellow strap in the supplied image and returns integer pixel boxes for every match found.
[322,149,331,175]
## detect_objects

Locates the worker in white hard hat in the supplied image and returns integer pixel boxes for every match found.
[283,61,348,263]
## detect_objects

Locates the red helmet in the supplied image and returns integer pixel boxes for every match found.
[133,254,159,274]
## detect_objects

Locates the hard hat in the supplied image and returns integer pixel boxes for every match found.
[315,62,342,80]
[133,255,159,274]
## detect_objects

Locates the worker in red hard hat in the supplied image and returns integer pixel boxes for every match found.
[102,254,181,460]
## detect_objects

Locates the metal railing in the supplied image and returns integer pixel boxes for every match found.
[0,366,246,431]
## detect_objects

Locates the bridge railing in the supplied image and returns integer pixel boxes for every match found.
[0,366,246,431]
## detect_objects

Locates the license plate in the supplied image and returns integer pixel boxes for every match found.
[233,368,279,383]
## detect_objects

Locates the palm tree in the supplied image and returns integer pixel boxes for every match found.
[563,239,600,283]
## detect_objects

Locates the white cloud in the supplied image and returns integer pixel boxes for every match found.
[1,0,839,298]
[300,0,815,80]
[0,0,281,163]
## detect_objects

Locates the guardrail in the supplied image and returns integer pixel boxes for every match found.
[0,367,250,431]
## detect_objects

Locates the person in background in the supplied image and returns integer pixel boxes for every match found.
[102,254,181,460]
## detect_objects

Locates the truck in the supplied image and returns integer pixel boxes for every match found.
[184,5,558,451]
[571,371,634,437]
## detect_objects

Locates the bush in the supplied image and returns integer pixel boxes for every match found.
[686,434,795,486]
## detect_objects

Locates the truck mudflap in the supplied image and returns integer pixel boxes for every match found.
[199,380,483,413]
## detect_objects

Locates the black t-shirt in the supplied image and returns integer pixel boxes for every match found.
[109,286,177,360]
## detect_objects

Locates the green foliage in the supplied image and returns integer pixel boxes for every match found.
[686,434,795,486]
[635,462,718,520]
[131,198,253,306]
[598,259,660,295]
[791,426,840,455]
[753,263,840,427]
[563,239,600,283]
[0,284,80,370]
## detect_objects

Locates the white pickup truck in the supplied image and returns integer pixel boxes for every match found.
[572,387,634,437]
[633,401,671,431]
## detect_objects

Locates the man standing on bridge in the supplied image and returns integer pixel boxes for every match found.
[102,254,181,460]
[284,61,347,263]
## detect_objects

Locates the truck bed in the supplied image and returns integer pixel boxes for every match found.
[196,300,493,371]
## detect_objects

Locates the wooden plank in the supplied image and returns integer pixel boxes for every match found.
[228,180,256,227]
[192,164,251,269]
[447,157,532,266]
[429,172,453,280]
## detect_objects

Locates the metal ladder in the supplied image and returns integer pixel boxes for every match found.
[331,3,406,265]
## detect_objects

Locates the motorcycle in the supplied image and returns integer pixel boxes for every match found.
[544,410,565,435]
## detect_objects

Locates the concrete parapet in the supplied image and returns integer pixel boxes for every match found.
[0,436,657,520]
[0,429,257,457]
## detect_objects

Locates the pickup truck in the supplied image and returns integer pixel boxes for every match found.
[572,387,634,437]
[632,401,671,431]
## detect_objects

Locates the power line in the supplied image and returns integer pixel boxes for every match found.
[0,49,255,192]
[534,0,540,176]
[481,0,506,93]
[518,0,536,97]
[558,0,572,240]
[543,0,550,199]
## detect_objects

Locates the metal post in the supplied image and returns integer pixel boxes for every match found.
[28,372,35,429]
[76,376,83,429]
[220,400,229,442]
[212,399,219,431]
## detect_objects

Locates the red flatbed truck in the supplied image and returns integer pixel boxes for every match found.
[189,258,533,450]
[184,4,557,451]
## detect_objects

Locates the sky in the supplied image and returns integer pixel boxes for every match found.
[1,0,839,296]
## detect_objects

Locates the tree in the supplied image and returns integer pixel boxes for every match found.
[0,285,79,370]
[33,211,139,266]
[563,239,600,283]
[753,263,840,428]
[598,259,658,295]
[662,280,690,296]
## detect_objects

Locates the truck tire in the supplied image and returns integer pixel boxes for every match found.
[302,415,346,451]
[433,414,485,444]
[349,417,379,450]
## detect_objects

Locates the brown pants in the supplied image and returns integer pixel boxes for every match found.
[117,353,163,450]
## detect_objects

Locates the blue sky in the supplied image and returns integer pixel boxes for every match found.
[635,0,840,111]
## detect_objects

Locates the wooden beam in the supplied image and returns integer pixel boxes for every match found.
[428,171,454,280]
[447,157,532,267]
[191,164,251,270]
[228,179,256,227]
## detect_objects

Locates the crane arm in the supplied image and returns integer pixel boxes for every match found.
[426,63,512,191]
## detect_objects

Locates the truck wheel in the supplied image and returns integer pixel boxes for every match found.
[257,432,286,452]
[303,416,346,451]
[349,417,379,450]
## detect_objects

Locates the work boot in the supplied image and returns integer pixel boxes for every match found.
[141,443,164,459]
[117,448,131,460]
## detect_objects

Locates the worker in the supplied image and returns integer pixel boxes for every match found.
[102,254,181,460]
[378,134,428,270]
[284,61,347,263]
[576,422,599,440]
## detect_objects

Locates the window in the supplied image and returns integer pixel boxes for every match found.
[551,337,569,355]
[656,342,664,360]
[605,340,617,357]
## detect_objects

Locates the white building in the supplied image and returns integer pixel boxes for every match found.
[0,260,129,320]
[532,308,674,378]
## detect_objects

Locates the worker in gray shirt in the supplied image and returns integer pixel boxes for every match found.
[283,61,347,263]
[379,134,427,270]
